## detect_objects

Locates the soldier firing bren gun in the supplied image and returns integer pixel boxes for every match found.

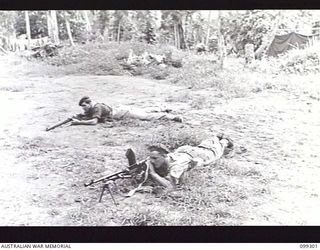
[84,148,150,205]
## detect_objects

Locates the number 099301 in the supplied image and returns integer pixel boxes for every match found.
[300,244,318,248]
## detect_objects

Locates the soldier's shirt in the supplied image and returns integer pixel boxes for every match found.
[81,103,113,123]
[166,137,226,183]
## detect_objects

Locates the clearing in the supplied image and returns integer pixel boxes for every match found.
[0,55,319,225]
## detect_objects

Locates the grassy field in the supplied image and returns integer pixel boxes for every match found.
[0,43,319,225]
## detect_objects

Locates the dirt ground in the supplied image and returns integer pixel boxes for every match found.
[0,55,319,226]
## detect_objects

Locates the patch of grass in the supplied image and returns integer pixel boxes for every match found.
[149,126,207,151]
[120,208,166,226]
[168,56,220,88]
[0,86,24,92]
[148,65,170,80]
[36,41,188,78]
[0,81,34,92]
[190,95,207,109]
[165,92,192,103]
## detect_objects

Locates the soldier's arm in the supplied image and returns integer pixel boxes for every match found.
[71,117,98,125]
[73,113,85,119]
[148,163,175,189]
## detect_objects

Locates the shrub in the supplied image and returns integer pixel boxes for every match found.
[279,45,320,74]
[254,42,320,75]
[149,127,207,151]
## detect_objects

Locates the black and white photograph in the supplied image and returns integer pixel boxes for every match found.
[0,9,319,230]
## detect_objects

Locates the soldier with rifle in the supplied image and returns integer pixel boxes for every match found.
[46,96,183,131]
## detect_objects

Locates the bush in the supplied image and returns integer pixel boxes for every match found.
[149,127,207,151]
[168,54,219,88]
[279,45,320,74]
[254,43,320,75]
[40,41,187,77]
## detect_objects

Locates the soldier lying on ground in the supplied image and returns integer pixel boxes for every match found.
[70,96,183,126]
[145,134,234,190]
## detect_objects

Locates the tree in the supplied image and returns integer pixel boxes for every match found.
[24,11,31,49]
[254,10,282,59]
[130,10,157,44]
[95,10,112,41]
[83,10,92,37]
[220,10,318,57]
[160,10,187,49]
[55,11,87,43]
[205,11,212,47]
[47,10,59,44]
[217,11,226,69]
[183,10,196,49]
[191,12,206,45]
[0,11,18,51]
[221,10,277,56]
[110,10,130,42]
[0,11,17,36]
[63,11,74,46]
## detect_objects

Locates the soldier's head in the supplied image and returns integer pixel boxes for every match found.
[148,144,170,170]
[79,96,93,112]
[149,151,168,170]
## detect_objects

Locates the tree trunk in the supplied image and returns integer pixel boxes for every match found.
[205,11,212,46]
[177,20,186,49]
[117,21,121,43]
[47,10,60,44]
[103,28,109,42]
[173,24,178,48]
[176,23,180,49]
[217,11,226,69]
[47,11,52,41]
[255,10,282,59]
[25,11,31,49]
[83,10,92,33]
[83,10,92,41]
[51,11,59,44]
[64,13,75,46]
[185,12,193,50]
[184,14,188,43]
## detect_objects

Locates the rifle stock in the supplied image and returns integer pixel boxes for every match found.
[45,117,73,131]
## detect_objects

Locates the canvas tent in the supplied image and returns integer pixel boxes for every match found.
[267,32,313,57]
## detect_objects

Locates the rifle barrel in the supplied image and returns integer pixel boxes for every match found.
[46,117,72,131]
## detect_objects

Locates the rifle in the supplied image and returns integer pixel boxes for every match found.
[84,148,148,205]
[45,117,73,131]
